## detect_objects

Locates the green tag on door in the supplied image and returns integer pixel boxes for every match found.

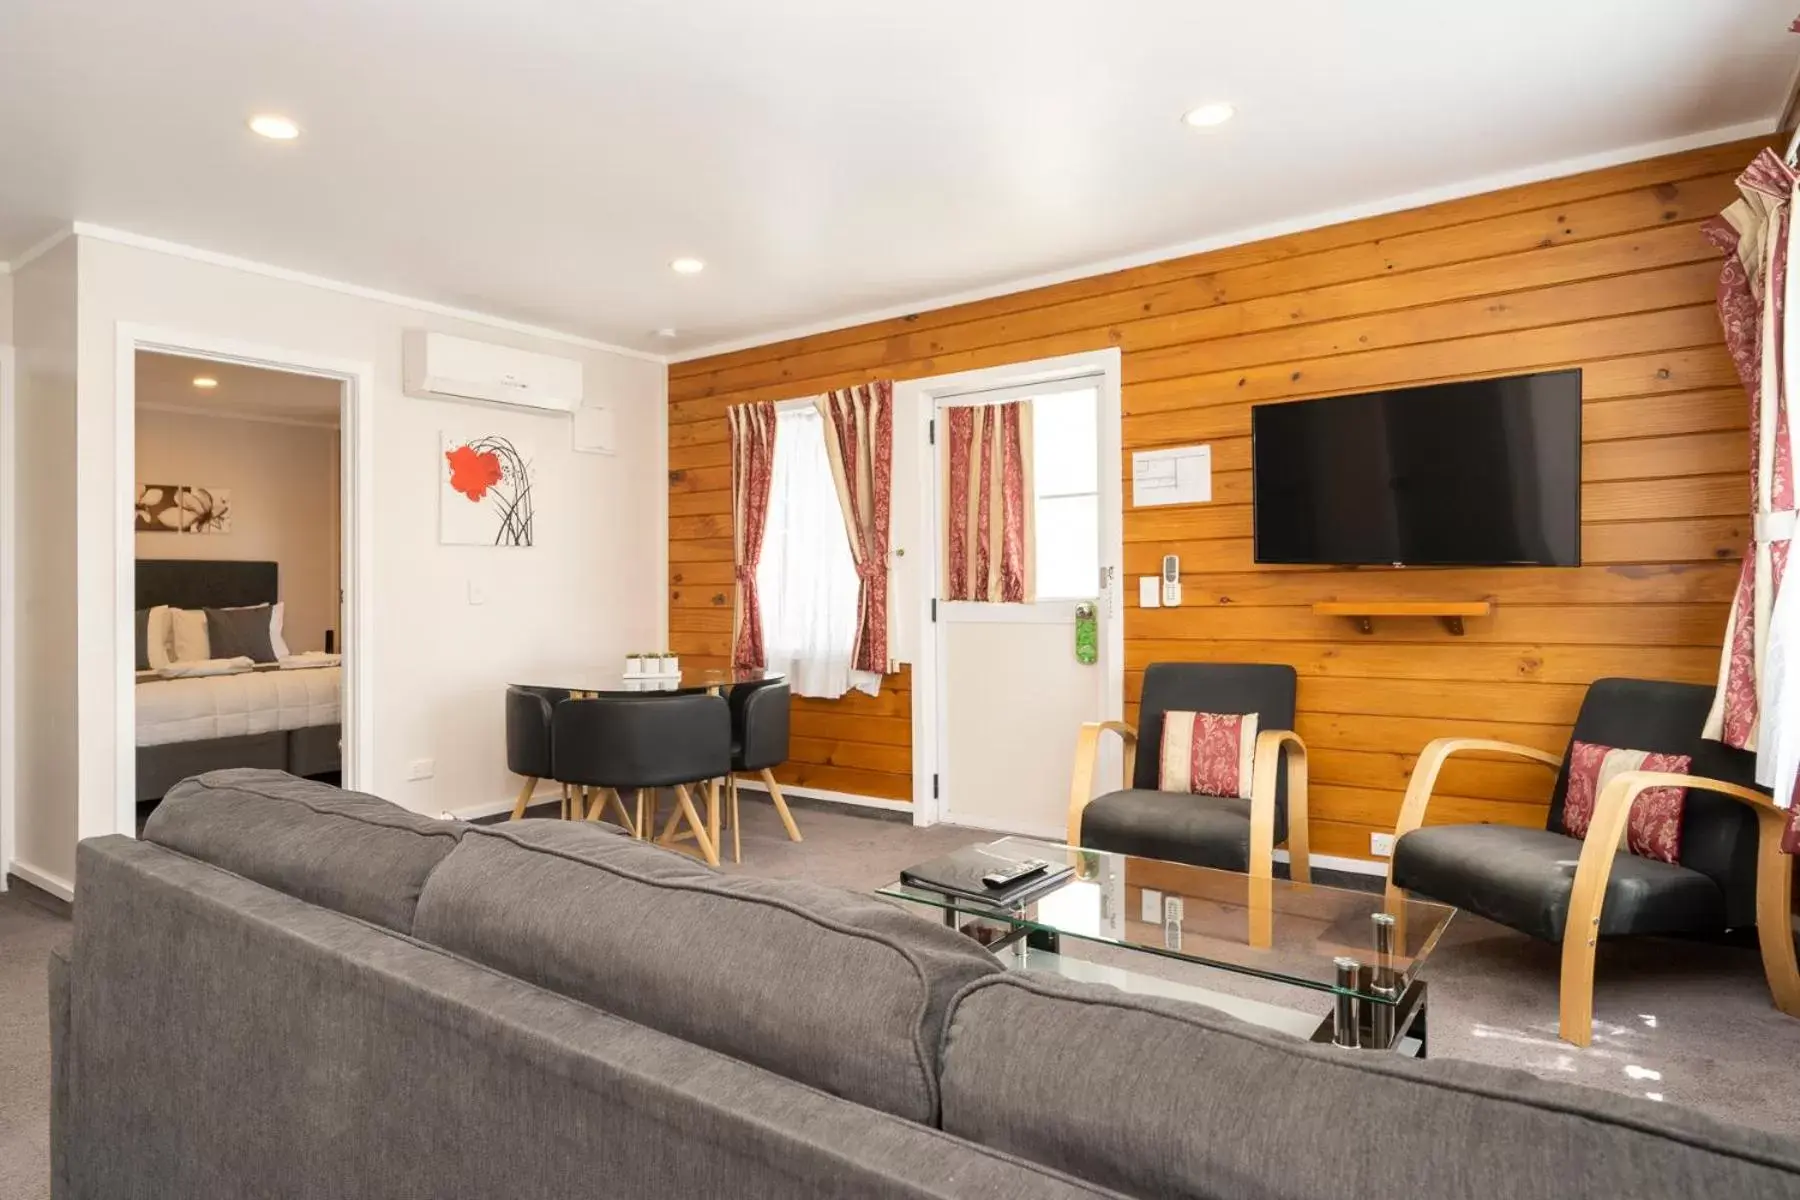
[1075,602,1098,665]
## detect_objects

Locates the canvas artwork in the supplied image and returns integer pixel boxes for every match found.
[135,484,233,534]
[440,433,536,547]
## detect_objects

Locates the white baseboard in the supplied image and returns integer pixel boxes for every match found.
[734,779,912,815]
[443,784,561,823]
[1278,848,1387,878]
[8,859,75,901]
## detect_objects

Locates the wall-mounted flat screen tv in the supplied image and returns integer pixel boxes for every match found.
[1251,369,1581,567]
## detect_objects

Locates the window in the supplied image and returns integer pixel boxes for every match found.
[1031,386,1100,600]
[755,406,881,699]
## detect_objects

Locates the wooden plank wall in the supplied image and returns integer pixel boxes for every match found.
[668,138,1756,855]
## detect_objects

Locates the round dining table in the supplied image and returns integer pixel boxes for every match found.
[510,666,783,697]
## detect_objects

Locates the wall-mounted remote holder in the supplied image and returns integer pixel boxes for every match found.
[1161,554,1182,607]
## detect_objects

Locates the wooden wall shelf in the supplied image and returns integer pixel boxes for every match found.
[1312,601,1494,636]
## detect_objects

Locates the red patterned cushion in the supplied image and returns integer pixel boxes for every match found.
[1157,711,1258,799]
[1559,740,1691,864]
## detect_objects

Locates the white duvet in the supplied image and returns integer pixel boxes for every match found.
[136,665,341,747]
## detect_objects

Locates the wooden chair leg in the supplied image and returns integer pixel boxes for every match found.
[560,783,570,820]
[606,789,637,837]
[509,777,537,821]
[708,778,721,853]
[731,774,741,864]
[675,783,720,866]
[1754,814,1800,1018]
[1558,930,1598,1048]
[761,768,802,843]
[633,789,647,840]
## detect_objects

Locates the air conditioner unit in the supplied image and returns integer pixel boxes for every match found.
[403,330,584,414]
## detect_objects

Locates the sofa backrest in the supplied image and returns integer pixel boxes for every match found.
[411,820,1004,1123]
[938,972,1800,1200]
[62,836,1113,1200]
[143,768,464,934]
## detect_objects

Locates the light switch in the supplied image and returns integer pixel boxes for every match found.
[467,580,486,606]
[1138,576,1162,609]
[1140,888,1163,924]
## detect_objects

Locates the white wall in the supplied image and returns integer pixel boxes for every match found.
[11,240,81,886]
[0,271,14,339]
[135,408,341,653]
[37,235,665,882]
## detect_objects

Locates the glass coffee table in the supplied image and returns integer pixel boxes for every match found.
[878,837,1456,1055]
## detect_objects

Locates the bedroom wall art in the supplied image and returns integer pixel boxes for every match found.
[441,433,536,547]
[135,484,234,534]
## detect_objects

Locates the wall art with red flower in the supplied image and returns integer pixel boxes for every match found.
[440,432,536,547]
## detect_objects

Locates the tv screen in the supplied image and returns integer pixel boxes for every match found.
[1251,369,1581,567]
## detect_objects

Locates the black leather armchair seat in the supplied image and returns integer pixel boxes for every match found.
[1067,662,1310,881]
[1385,677,1800,1047]
[1393,825,1727,944]
[1077,791,1257,873]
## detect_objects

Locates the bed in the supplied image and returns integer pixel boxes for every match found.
[135,560,342,803]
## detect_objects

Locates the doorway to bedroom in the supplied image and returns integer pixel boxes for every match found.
[130,351,347,829]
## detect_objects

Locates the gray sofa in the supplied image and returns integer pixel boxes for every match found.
[50,770,1800,1199]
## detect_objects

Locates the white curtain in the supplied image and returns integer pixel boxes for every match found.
[756,406,881,699]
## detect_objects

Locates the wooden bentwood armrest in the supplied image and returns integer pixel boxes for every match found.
[1065,721,1311,886]
[1067,721,1139,846]
[1557,770,1800,1047]
[1384,739,1562,907]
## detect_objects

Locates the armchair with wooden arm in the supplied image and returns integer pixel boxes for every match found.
[1557,770,1800,1045]
[1065,663,1309,881]
[1385,676,1800,1049]
[1382,737,1562,915]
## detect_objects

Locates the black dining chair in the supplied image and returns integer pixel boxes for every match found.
[552,694,731,866]
[725,681,800,862]
[505,685,572,820]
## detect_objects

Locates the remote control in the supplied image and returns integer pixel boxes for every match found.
[982,858,1051,889]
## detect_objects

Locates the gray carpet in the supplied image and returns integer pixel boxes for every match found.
[0,889,64,1200]
[5,801,1799,1199]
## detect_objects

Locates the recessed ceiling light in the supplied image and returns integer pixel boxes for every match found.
[670,257,705,275]
[655,328,679,338]
[192,376,219,389]
[1182,103,1236,128]
[248,113,301,140]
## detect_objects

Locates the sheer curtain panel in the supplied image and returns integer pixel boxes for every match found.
[756,406,880,699]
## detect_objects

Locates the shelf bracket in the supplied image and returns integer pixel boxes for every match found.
[1354,616,1374,635]
[1442,616,1465,636]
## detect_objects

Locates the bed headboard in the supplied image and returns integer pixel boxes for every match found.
[136,560,279,610]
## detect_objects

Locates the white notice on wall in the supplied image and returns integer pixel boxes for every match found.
[1131,444,1212,507]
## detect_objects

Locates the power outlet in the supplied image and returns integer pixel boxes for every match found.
[407,758,436,781]
[1369,831,1396,858]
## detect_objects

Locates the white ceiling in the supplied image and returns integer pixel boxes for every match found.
[137,352,342,426]
[2,1,1796,358]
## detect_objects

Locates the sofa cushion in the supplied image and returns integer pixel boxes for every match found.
[1391,824,1724,942]
[938,972,1800,1200]
[143,769,463,934]
[412,820,1004,1123]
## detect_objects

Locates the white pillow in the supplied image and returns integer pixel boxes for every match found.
[156,656,255,678]
[268,601,291,660]
[144,605,175,670]
[168,607,211,663]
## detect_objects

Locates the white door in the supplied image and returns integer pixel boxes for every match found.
[933,377,1120,836]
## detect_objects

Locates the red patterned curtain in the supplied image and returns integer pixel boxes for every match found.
[816,381,894,674]
[727,402,779,669]
[943,401,1035,603]
[1699,148,1800,848]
